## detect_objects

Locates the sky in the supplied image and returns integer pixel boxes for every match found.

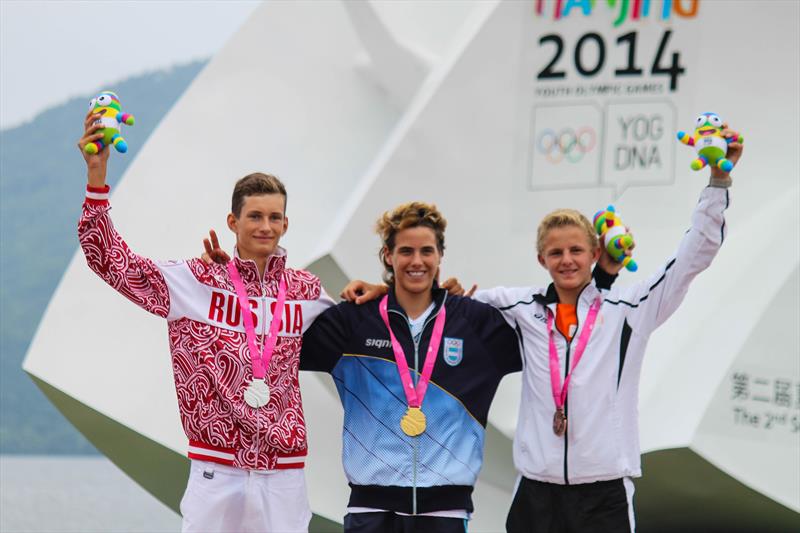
[0,0,261,130]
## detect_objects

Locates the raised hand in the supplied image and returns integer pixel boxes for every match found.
[77,109,110,187]
[202,229,231,265]
[710,123,743,182]
[597,228,635,276]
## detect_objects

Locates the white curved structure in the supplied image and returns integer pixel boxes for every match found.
[24,1,800,531]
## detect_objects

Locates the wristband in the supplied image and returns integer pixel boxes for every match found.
[708,176,733,188]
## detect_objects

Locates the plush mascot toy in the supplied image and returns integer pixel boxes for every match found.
[593,205,637,272]
[676,112,743,172]
[84,91,135,154]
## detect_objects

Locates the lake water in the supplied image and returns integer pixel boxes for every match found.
[0,455,181,532]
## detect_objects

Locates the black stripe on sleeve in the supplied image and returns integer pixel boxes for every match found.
[721,189,729,243]
[603,258,677,308]
[499,296,536,311]
[515,321,526,372]
[617,320,632,388]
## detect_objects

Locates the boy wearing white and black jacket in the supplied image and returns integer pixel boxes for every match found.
[478,125,743,533]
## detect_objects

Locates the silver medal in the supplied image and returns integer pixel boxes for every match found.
[244,378,270,408]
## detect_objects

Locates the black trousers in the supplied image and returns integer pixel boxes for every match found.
[344,511,468,533]
[506,477,634,533]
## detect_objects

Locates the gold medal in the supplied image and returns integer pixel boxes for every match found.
[378,295,447,438]
[400,407,427,436]
[553,407,567,436]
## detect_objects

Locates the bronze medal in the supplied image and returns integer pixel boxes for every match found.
[400,406,427,436]
[548,298,602,439]
[553,407,567,436]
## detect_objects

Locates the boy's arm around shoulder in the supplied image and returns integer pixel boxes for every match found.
[473,285,539,311]
[472,285,542,333]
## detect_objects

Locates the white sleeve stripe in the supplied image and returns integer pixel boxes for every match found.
[276,456,306,464]
[623,476,636,533]
[86,191,109,200]
[187,446,235,461]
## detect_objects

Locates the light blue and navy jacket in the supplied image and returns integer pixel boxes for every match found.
[300,287,522,514]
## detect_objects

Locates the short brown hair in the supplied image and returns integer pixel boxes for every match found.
[536,209,598,254]
[376,202,446,285]
[231,173,287,217]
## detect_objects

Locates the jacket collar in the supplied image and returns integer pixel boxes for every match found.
[231,246,287,284]
[533,281,601,310]
[385,281,447,320]
[533,283,560,305]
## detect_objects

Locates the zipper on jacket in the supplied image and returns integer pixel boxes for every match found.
[388,294,446,516]
[561,332,572,486]
[256,273,273,469]
[258,278,269,469]
[239,260,275,470]
[412,338,420,514]
[553,285,590,486]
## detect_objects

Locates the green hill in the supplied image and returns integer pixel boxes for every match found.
[0,60,206,454]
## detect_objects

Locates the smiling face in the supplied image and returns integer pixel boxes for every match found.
[88,92,121,115]
[227,193,288,261]
[693,112,724,140]
[384,226,442,300]
[538,225,600,303]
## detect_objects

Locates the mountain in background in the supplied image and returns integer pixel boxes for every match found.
[0,60,207,454]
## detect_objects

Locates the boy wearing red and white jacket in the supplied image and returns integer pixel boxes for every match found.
[77,110,333,532]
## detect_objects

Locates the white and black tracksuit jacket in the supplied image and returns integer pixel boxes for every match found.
[475,186,729,486]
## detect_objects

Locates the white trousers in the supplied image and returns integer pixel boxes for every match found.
[180,460,312,533]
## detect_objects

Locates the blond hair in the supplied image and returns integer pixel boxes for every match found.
[536,209,598,254]
[375,202,446,285]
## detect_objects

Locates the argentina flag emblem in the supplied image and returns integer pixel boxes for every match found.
[443,337,464,366]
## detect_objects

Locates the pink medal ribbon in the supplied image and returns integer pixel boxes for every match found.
[227,261,287,409]
[547,297,602,436]
[378,295,447,436]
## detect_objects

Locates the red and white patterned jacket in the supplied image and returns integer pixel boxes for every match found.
[79,185,334,470]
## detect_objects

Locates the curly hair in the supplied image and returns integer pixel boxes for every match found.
[375,202,447,285]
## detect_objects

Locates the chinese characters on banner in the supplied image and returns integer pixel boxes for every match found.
[730,371,800,433]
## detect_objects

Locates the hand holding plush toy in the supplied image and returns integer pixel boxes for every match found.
[677,113,743,172]
[83,91,135,155]
[593,205,637,272]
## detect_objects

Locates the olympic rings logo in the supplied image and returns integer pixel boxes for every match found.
[536,127,597,163]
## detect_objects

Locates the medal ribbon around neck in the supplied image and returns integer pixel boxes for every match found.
[547,297,602,435]
[378,295,447,436]
[227,261,287,380]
